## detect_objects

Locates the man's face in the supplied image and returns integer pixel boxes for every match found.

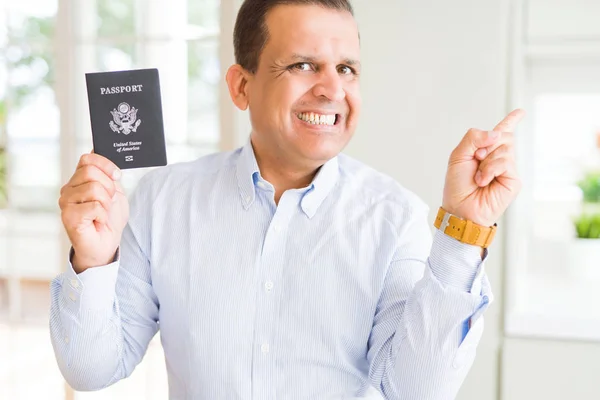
[246,4,361,166]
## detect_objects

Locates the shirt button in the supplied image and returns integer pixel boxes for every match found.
[64,336,70,344]
[70,279,79,288]
[69,293,77,302]
[265,281,274,292]
[257,182,267,189]
[245,196,251,203]
[261,343,270,353]
[272,224,279,233]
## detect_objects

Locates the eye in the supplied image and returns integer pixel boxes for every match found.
[290,62,313,72]
[338,65,355,75]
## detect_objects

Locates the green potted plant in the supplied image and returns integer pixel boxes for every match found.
[577,171,600,211]
[569,171,600,279]
[574,213,600,239]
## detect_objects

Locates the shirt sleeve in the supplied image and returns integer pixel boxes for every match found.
[49,179,160,391]
[367,204,493,400]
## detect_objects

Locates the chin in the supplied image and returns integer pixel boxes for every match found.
[296,139,346,163]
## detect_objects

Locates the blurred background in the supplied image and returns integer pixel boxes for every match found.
[1,0,600,399]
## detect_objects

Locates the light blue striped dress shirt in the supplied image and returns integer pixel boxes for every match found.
[50,138,492,400]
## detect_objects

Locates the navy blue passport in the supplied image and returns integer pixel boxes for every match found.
[85,68,167,170]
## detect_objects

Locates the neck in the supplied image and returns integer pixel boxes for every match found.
[250,135,321,205]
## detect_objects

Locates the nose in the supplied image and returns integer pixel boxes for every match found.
[312,67,346,103]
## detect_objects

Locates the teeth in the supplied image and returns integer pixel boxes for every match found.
[298,112,336,126]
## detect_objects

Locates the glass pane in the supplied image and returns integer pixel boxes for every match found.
[527,92,600,317]
[5,3,56,96]
[96,42,138,71]
[93,0,207,41]
[4,1,58,140]
[6,211,62,278]
[4,1,57,42]
[531,94,600,242]
[188,111,219,145]
[187,39,219,145]
[533,94,600,200]
[188,0,220,33]
[7,139,60,211]
[1,0,58,212]
[96,0,136,38]
[9,139,59,187]
[6,86,59,140]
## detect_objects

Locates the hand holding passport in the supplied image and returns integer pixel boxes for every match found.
[85,68,168,170]
[57,68,168,272]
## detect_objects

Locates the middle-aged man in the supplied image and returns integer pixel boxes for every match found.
[51,0,524,399]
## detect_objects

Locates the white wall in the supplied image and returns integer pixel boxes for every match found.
[348,1,511,399]
[502,338,600,400]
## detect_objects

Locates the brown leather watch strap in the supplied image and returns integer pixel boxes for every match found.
[433,207,497,248]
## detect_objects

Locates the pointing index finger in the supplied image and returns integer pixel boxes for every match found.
[493,108,526,133]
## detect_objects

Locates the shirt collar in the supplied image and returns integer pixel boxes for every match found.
[236,138,261,210]
[235,137,340,218]
[300,156,339,218]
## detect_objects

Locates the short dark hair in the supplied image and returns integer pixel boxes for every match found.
[233,0,355,74]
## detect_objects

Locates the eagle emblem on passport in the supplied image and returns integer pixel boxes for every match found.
[109,102,141,135]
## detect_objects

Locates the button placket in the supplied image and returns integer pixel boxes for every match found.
[251,194,295,399]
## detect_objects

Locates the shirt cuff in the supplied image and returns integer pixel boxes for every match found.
[62,247,121,312]
[428,229,488,293]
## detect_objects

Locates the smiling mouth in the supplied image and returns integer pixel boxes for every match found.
[296,112,340,126]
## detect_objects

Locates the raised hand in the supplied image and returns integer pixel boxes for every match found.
[441,109,526,227]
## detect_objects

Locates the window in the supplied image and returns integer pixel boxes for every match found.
[69,0,222,193]
[1,1,59,211]
[1,1,238,398]
[529,63,600,241]
[505,0,600,341]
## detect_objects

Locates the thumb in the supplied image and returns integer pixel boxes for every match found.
[452,128,501,159]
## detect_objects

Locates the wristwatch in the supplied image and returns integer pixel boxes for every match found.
[433,207,497,248]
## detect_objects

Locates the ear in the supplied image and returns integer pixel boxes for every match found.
[226,64,252,111]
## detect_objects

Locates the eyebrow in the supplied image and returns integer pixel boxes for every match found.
[288,53,361,68]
